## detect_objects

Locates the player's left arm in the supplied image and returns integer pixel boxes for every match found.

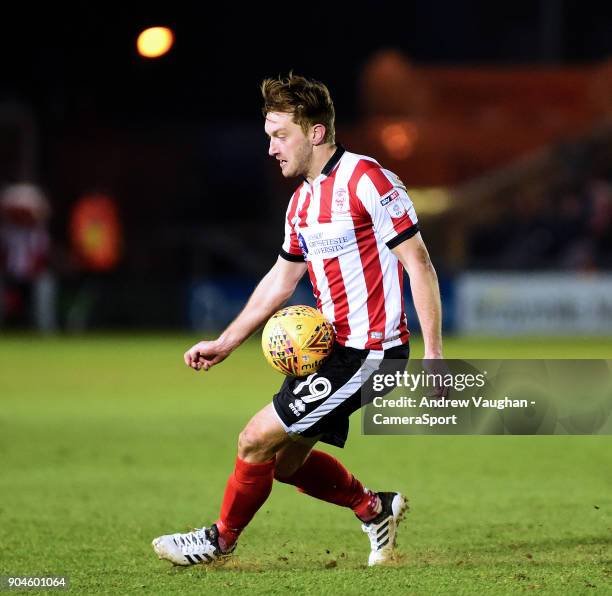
[355,163,443,358]
[392,233,443,359]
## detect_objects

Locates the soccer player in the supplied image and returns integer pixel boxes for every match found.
[152,74,444,567]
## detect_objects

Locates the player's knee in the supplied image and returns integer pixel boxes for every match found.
[237,427,257,457]
[237,426,271,460]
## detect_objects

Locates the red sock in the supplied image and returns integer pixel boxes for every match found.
[215,456,275,551]
[275,450,381,521]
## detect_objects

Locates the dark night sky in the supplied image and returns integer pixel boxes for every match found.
[0,1,610,297]
[1,1,611,125]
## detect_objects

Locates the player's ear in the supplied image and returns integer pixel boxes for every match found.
[311,123,326,146]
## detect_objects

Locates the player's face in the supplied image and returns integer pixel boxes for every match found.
[265,112,313,178]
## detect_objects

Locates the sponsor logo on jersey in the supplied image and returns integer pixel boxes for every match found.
[300,224,356,258]
[297,233,308,257]
[380,190,400,206]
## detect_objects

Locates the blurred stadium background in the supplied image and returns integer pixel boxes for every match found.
[0,2,611,338]
[1,4,611,594]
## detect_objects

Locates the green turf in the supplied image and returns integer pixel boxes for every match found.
[0,335,611,595]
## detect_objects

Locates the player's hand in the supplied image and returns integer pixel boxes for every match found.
[183,339,232,372]
[423,354,450,398]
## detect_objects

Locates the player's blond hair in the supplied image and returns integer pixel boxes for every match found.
[261,73,335,143]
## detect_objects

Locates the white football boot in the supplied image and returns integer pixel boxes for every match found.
[361,492,409,566]
[152,523,234,566]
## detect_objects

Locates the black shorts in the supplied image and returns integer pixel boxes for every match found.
[272,342,410,448]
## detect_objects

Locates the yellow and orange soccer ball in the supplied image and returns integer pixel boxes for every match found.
[261,305,335,376]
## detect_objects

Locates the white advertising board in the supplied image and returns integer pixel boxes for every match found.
[456,273,612,335]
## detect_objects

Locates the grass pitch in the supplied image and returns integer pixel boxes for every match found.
[0,335,611,595]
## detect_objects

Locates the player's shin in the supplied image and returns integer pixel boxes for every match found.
[274,449,381,521]
[215,456,276,552]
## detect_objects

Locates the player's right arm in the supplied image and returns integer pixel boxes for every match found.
[184,256,307,371]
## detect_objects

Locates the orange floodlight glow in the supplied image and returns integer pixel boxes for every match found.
[137,27,174,58]
[380,122,418,159]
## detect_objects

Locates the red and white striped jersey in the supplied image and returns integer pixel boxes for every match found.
[280,146,419,350]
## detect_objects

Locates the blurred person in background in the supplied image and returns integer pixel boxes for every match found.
[0,182,56,332]
[66,193,122,331]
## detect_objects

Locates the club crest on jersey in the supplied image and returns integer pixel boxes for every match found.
[297,233,308,257]
[332,188,349,213]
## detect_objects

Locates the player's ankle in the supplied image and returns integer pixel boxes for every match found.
[353,489,382,522]
[215,521,240,553]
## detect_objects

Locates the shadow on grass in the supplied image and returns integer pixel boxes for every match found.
[157,550,413,574]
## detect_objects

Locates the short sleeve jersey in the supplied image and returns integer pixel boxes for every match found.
[280,146,419,350]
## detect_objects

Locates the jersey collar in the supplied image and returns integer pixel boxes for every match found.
[302,144,346,184]
[321,143,345,176]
